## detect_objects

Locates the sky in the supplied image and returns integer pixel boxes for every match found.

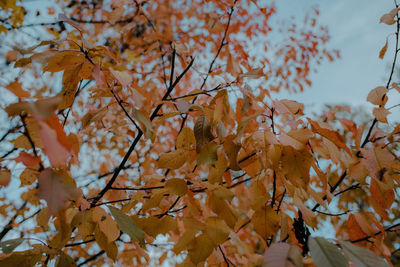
[275,0,399,124]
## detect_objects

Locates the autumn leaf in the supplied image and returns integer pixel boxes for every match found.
[108,206,145,246]
[5,96,62,119]
[372,107,390,123]
[38,115,73,168]
[0,238,25,254]
[367,86,388,106]
[158,149,190,169]
[380,8,400,25]
[338,241,389,267]
[5,80,30,98]
[308,237,348,267]
[194,115,214,153]
[92,207,120,243]
[379,39,388,59]
[251,206,280,240]
[0,167,11,187]
[262,243,303,267]
[38,169,82,215]
[165,178,188,196]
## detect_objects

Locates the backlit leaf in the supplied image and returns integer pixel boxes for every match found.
[165,178,188,196]
[108,206,145,246]
[194,115,214,153]
[38,169,82,215]
[309,237,348,267]
[262,242,303,267]
[367,86,388,106]
[338,241,389,267]
[158,149,189,169]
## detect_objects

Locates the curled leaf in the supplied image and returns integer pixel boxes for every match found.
[379,39,388,59]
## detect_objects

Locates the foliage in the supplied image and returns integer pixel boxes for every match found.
[0,0,399,266]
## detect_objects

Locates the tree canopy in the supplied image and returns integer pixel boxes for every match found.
[0,0,399,266]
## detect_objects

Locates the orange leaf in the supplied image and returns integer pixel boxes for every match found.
[12,151,41,167]
[308,119,350,154]
[379,39,388,59]
[39,115,73,168]
[5,80,30,98]
[367,86,388,106]
[0,168,11,186]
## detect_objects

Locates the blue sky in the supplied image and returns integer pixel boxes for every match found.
[275,0,399,123]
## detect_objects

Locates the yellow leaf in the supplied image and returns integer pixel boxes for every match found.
[133,216,178,238]
[165,178,188,196]
[131,109,154,140]
[92,207,120,242]
[187,233,215,265]
[208,192,237,228]
[58,64,82,109]
[251,206,280,240]
[94,226,118,261]
[0,250,41,267]
[20,168,39,186]
[36,208,50,231]
[280,146,312,188]
[208,151,228,184]
[197,141,218,165]
[204,217,230,246]
[56,253,77,267]
[176,127,196,151]
[158,149,189,169]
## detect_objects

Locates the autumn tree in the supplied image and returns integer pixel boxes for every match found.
[0,0,399,266]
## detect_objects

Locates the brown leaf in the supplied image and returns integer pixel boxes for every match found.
[0,168,11,187]
[379,39,388,59]
[194,115,214,153]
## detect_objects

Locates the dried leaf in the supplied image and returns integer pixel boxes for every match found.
[379,39,388,59]
[194,115,214,153]
[380,8,400,25]
[367,86,388,106]
[372,107,390,123]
